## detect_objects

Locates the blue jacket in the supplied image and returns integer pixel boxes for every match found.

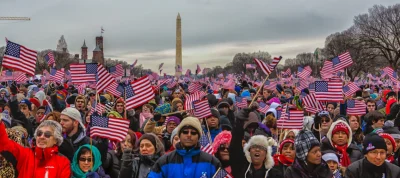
[148,143,221,178]
[203,126,222,142]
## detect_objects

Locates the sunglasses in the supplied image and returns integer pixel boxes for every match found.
[37,130,53,138]
[79,157,92,162]
[250,145,268,151]
[367,105,375,107]
[219,144,229,151]
[321,118,331,123]
[182,130,198,136]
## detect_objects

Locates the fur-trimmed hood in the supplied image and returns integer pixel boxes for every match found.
[243,135,275,169]
[326,120,352,147]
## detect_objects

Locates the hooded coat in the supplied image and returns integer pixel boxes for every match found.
[229,113,282,178]
[119,133,165,178]
[0,122,71,178]
[265,102,280,118]
[71,144,110,178]
[321,120,363,164]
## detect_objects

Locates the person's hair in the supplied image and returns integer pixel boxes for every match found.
[117,129,138,156]
[264,114,277,129]
[44,111,61,123]
[142,104,154,113]
[365,111,385,124]
[37,106,46,111]
[77,147,94,163]
[34,120,63,146]
[282,142,294,150]
[366,99,376,104]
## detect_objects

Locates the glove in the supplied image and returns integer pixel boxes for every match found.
[86,171,100,178]
[10,82,18,95]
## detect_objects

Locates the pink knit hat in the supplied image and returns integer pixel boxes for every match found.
[212,131,232,155]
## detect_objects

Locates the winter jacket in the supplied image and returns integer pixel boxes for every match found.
[203,126,222,142]
[147,143,221,178]
[345,158,400,178]
[103,150,121,178]
[229,115,282,178]
[284,158,332,178]
[321,120,363,164]
[71,144,110,178]
[8,95,34,137]
[0,122,71,178]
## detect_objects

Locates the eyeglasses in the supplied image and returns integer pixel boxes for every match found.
[368,150,386,157]
[79,157,92,163]
[219,144,229,151]
[182,130,198,136]
[37,130,53,138]
[321,118,331,123]
[367,105,375,107]
[250,145,268,151]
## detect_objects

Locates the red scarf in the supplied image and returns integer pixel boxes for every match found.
[334,144,350,167]
[273,154,294,166]
[387,155,395,163]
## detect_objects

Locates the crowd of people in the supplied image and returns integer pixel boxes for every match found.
[0,79,400,178]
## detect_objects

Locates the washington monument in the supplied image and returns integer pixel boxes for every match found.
[175,13,182,76]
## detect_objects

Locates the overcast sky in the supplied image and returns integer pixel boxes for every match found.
[0,0,398,74]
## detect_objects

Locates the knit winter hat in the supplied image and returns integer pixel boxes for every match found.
[379,133,396,152]
[363,133,387,154]
[212,131,232,155]
[279,139,294,153]
[166,116,181,125]
[170,127,179,143]
[295,130,320,161]
[322,153,339,163]
[61,107,85,130]
[210,108,220,119]
[176,117,202,137]
[332,122,350,136]
[19,99,32,111]
[139,133,157,150]
[383,120,400,139]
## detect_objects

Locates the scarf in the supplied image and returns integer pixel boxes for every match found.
[386,154,395,163]
[273,154,294,166]
[334,144,350,167]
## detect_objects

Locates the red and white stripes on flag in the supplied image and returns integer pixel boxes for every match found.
[125,76,155,110]
[254,58,272,75]
[14,72,28,82]
[70,63,97,83]
[321,61,334,79]
[184,91,207,115]
[193,100,212,118]
[332,51,353,72]
[50,68,64,81]
[281,68,291,76]
[277,107,304,129]
[269,56,282,70]
[297,66,312,79]
[90,115,130,142]
[188,82,202,93]
[45,51,55,66]
[77,83,86,95]
[302,93,326,114]
[109,64,124,78]
[257,102,270,114]
[342,82,360,97]
[89,103,106,115]
[315,78,343,102]
[235,97,248,108]
[346,99,366,115]
[97,64,121,97]
[264,81,277,91]
[2,39,37,76]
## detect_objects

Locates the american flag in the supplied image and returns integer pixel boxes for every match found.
[131,59,138,70]
[199,132,213,154]
[347,99,366,115]
[302,93,326,114]
[246,64,256,69]
[321,60,334,79]
[315,78,343,102]
[297,80,309,91]
[297,66,312,79]
[277,107,304,129]
[383,67,398,82]
[89,103,106,115]
[196,64,201,75]
[184,91,207,115]
[254,58,272,75]
[188,82,203,93]
[167,79,177,89]
[158,63,164,70]
[0,70,13,81]
[332,51,353,72]
[154,78,170,90]
[235,96,248,108]
[50,68,64,81]
[176,64,182,72]
[269,56,282,70]
[97,64,121,97]
[77,83,86,94]
[264,81,277,90]
[14,71,28,82]
[125,76,155,110]
[213,168,233,178]
[44,51,55,67]
[90,115,130,142]
[193,100,212,118]
[222,79,235,90]
[185,69,191,77]
[343,82,360,97]
[281,68,291,76]
[308,83,315,93]
[70,63,97,83]
[257,102,270,114]
[109,64,124,78]
[2,39,37,76]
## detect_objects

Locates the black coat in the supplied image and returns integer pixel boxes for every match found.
[103,150,122,178]
[284,158,333,178]
[345,158,400,178]
[320,138,363,164]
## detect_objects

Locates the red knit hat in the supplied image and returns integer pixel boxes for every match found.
[379,133,396,152]
[332,122,350,136]
[29,98,40,108]
[212,131,232,155]
[279,139,294,153]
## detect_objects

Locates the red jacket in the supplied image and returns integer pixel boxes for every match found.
[0,123,71,178]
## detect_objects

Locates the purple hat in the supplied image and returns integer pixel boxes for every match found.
[267,97,281,105]
[166,116,181,125]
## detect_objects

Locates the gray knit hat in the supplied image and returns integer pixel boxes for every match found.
[170,127,179,143]
[61,107,85,129]
[295,130,320,161]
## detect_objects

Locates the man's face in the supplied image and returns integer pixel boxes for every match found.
[19,104,30,117]
[372,119,385,129]
[75,99,85,110]
[173,92,181,98]
[365,149,386,166]
[263,90,270,98]
[0,91,5,97]
[36,126,57,148]
[206,116,219,128]
[116,103,124,113]
[179,128,199,148]
[395,139,400,152]
[285,92,292,98]
[367,102,376,112]
[166,121,177,134]
[60,115,77,134]
[36,109,45,122]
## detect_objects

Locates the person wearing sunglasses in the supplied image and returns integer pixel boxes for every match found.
[71,144,109,178]
[148,117,221,178]
[314,111,333,141]
[0,120,71,177]
[211,131,233,176]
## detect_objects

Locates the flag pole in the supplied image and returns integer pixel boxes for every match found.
[0,67,3,77]
[212,167,222,178]
[124,87,127,119]
[204,118,212,144]
[248,74,270,107]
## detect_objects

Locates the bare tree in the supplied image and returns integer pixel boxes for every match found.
[354,4,400,70]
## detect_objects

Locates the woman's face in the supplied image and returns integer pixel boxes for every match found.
[384,138,393,155]
[349,116,359,131]
[332,131,348,146]
[306,146,321,165]
[327,104,335,113]
[35,126,57,148]
[218,144,230,161]
[282,143,295,160]
[140,139,155,156]
[172,135,180,148]
[286,131,295,140]
[121,134,133,151]
[326,160,338,172]
[142,106,151,114]
[176,103,184,111]
[78,152,92,173]
[320,117,332,131]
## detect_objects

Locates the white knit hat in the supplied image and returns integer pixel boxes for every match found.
[61,107,85,129]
